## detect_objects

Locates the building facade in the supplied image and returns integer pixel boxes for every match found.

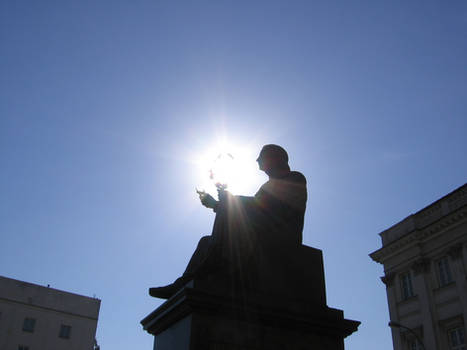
[0,275,100,350]
[371,183,467,350]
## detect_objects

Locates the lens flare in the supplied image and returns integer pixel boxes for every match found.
[210,152,235,189]
[195,144,260,196]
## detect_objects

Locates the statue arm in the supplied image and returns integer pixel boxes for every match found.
[199,193,219,211]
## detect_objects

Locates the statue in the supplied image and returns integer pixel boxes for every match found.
[142,145,360,349]
[149,144,307,299]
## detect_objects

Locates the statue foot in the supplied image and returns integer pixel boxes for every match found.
[149,275,191,299]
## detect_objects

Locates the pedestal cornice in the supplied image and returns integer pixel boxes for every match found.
[141,287,360,339]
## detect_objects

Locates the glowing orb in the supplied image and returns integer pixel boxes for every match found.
[196,145,259,196]
[209,152,235,189]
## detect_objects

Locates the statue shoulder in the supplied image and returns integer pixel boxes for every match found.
[288,171,307,185]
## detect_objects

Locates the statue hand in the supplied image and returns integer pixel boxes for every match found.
[200,193,218,209]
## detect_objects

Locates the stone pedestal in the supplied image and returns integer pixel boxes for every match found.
[142,245,360,350]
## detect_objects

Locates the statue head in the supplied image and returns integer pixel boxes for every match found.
[256,144,290,174]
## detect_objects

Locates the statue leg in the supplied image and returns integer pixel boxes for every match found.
[183,235,212,276]
[149,210,227,299]
[149,235,214,299]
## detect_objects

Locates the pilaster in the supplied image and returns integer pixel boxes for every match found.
[382,275,402,350]
[450,243,467,328]
[411,258,439,350]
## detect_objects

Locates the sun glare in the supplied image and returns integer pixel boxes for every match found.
[195,143,260,196]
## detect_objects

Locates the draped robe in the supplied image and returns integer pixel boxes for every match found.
[208,171,307,274]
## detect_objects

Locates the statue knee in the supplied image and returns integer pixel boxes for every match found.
[197,235,212,249]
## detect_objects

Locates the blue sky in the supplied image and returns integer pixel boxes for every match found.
[1,1,466,349]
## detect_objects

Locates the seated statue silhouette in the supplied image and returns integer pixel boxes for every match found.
[149,144,307,299]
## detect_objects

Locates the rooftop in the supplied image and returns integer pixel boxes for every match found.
[378,183,466,247]
[0,275,100,320]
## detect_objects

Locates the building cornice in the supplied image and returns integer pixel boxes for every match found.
[370,206,467,264]
[0,296,99,321]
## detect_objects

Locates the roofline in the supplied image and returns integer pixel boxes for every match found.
[0,274,101,301]
[378,182,467,238]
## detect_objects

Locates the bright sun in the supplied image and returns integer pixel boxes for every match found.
[195,143,260,196]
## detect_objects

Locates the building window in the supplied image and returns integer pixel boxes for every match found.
[22,318,36,333]
[400,272,414,300]
[449,327,466,350]
[438,256,454,287]
[18,346,29,350]
[59,324,72,339]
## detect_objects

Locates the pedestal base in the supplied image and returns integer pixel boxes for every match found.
[142,287,359,350]
[142,246,359,350]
